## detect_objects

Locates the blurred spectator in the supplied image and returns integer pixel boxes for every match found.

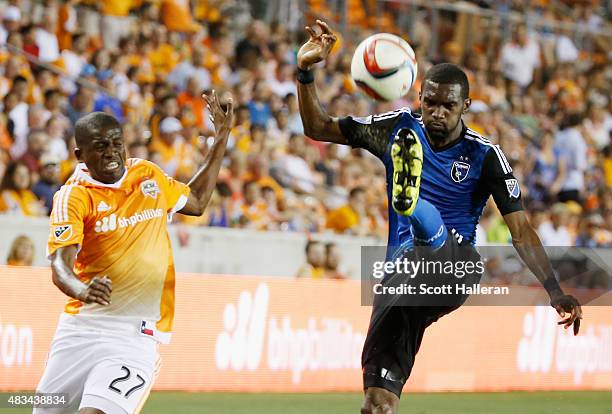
[274,134,317,194]
[268,62,297,98]
[6,234,34,266]
[326,187,369,236]
[235,20,270,69]
[177,77,205,128]
[207,182,233,227]
[525,130,566,206]
[555,113,587,203]
[248,82,272,127]
[538,203,573,246]
[45,116,69,161]
[296,240,325,279]
[150,117,194,179]
[555,28,580,64]
[0,161,46,216]
[167,47,210,92]
[61,33,89,81]
[150,94,179,141]
[128,141,149,159]
[100,0,134,50]
[582,105,611,151]
[284,94,304,135]
[57,0,78,51]
[499,24,540,88]
[93,72,125,122]
[235,180,269,230]
[325,242,346,279]
[35,10,60,63]
[0,6,22,44]
[32,153,61,215]
[19,129,49,176]
[576,214,612,248]
[67,86,95,125]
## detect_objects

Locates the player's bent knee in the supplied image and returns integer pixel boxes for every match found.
[362,387,399,414]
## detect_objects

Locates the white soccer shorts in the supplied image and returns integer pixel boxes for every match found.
[34,313,161,414]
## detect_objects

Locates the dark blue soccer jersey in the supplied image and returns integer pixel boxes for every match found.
[339,108,523,248]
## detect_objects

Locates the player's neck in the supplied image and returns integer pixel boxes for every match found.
[428,122,465,150]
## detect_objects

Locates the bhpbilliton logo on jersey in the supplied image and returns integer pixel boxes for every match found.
[95,209,164,233]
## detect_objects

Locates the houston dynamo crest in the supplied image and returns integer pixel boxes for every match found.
[141,179,160,199]
[451,161,470,183]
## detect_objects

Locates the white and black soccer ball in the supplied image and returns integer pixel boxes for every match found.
[351,33,418,101]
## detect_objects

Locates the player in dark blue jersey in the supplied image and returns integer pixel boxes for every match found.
[297,20,582,413]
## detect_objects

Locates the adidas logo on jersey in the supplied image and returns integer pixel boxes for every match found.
[97,201,110,212]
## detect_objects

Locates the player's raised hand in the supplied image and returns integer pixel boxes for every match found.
[203,90,234,134]
[297,19,337,70]
[551,293,583,335]
[77,276,112,306]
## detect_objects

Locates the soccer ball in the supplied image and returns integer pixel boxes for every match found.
[351,33,418,101]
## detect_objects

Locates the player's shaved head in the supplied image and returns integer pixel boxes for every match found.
[74,112,126,184]
[423,63,469,99]
[74,112,122,148]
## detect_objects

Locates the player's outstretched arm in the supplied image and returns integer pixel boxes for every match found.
[297,19,347,144]
[504,211,583,335]
[180,91,234,216]
[51,245,112,306]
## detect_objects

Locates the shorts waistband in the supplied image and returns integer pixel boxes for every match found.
[59,313,171,344]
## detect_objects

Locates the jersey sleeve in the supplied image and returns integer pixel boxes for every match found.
[481,146,524,216]
[338,111,403,160]
[149,160,191,214]
[47,185,89,258]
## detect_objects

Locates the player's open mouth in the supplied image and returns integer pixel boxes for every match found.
[105,161,120,170]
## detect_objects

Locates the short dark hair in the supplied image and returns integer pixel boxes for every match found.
[44,88,60,102]
[216,181,232,197]
[423,63,470,99]
[12,75,27,85]
[349,186,365,199]
[305,240,321,254]
[242,180,258,193]
[74,112,121,147]
[325,242,337,252]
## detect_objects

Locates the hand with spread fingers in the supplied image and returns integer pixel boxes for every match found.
[202,90,234,135]
[297,19,337,70]
[551,293,583,335]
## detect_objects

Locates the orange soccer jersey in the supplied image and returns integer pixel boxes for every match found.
[47,158,191,342]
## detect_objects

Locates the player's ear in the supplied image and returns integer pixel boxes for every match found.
[74,147,82,161]
[462,97,471,114]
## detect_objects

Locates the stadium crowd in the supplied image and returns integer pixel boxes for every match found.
[0,0,610,248]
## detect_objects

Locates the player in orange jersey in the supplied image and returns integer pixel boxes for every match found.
[34,91,233,414]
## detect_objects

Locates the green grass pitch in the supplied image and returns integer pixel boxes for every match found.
[2,391,610,413]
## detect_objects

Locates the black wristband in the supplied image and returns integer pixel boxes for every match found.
[543,277,562,295]
[297,67,314,84]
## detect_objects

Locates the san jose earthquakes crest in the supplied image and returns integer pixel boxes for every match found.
[450,161,470,183]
